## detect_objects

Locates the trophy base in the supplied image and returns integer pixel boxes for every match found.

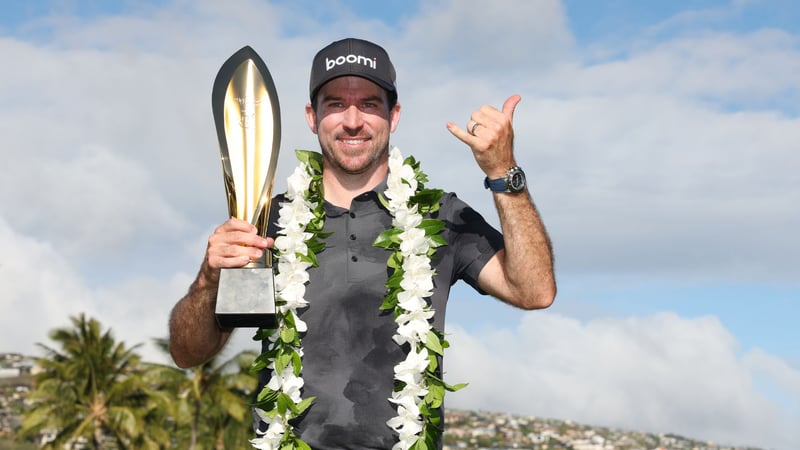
[215,267,277,328]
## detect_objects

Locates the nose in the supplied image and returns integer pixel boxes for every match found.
[341,105,362,130]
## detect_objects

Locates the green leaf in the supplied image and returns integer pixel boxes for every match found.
[380,290,398,311]
[252,348,279,372]
[295,439,313,450]
[376,192,390,210]
[275,351,292,373]
[307,240,326,255]
[253,326,278,341]
[419,219,445,235]
[276,393,291,415]
[412,437,429,450]
[292,396,316,415]
[281,327,296,344]
[385,266,404,288]
[295,149,323,173]
[291,350,302,376]
[425,382,445,408]
[446,382,468,392]
[428,235,448,248]
[373,228,402,248]
[387,251,403,270]
[411,189,444,207]
[425,330,445,356]
[283,311,296,329]
[256,386,279,404]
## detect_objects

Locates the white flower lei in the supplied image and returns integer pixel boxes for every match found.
[251,147,462,450]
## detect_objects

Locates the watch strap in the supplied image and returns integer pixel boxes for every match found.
[483,176,509,192]
[484,166,525,193]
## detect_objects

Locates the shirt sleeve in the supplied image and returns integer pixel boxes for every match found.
[438,192,504,293]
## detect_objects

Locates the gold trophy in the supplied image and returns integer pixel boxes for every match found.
[211,46,280,328]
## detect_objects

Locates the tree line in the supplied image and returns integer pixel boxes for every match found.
[13,314,259,449]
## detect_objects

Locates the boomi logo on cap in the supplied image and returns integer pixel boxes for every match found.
[326,54,377,71]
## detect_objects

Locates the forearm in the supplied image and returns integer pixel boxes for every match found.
[168,260,231,368]
[447,94,555,308]
[492,189,556,309]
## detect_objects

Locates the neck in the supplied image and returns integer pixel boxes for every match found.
[322,162,388,208]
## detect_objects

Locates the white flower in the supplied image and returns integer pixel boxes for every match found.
[250,409,286,449]
[389,149,417,187]
[291,311,308,333]
[393,309,434,346]
[396,291,427,314]
[277,200,315,235]
[392,206,421,230]
[398,228,429,255]
[393,347,429,383]
[266,364,305,404]
[386,147,418,208]
[285,164,312,199]
[387,393,424,450]
[400,255,434,289]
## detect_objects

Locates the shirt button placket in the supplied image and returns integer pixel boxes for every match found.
[348,211,358,263]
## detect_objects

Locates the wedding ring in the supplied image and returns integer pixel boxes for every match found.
[469,122,480,136]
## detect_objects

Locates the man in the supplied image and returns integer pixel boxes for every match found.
[169,38,555,449]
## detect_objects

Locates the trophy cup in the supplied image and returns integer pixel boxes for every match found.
[211,46,280,328]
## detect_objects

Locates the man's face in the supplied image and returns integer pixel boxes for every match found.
[305,76,401,176]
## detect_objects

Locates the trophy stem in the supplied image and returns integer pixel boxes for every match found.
[244,250,272,269]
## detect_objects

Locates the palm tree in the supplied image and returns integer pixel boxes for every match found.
[150,338,259,450]
[18,314,169,449]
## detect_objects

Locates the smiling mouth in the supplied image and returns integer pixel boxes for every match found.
[340,138,369,145]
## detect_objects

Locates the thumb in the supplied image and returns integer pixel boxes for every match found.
[502,95,522,122]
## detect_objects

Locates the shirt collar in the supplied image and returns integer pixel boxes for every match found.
[323,178,389,217]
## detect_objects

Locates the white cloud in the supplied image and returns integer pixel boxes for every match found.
[547,29,800,109]
[0,215,195,363]
[445,312,799,449]
[91,271,198,364]
[2,144,190,258]
[3,0,796,283]
[402,0,574,74]
[0,218,94,354]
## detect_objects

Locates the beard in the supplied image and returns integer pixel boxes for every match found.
[318,134,390,176]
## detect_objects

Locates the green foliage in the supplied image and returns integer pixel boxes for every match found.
[294,149,322,174]
[143,339,260,450]
[0,437,37,450]
[16,318,259,450]
[17,314,166,450]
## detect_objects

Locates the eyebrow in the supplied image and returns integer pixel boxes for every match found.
[320,94,386,104]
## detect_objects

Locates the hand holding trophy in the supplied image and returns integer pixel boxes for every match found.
[211,46,280,328]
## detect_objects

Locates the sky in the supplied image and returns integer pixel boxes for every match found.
[1,0,798,448]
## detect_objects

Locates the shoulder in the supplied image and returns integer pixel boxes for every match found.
[437,191,486,224]
[438,191,469,213]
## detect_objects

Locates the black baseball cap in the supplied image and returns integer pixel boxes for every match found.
[309,38,397,103]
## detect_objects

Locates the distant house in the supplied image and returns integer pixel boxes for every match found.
[0,368,21,378]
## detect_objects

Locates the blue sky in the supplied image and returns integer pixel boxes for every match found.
[1,1,798,448]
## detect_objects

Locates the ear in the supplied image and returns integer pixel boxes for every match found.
[389,102,401,133]
[305,102,318,134]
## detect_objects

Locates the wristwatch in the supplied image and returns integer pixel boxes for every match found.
[484,166,526,193]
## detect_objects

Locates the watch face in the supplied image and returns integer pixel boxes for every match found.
[509,170,525,191]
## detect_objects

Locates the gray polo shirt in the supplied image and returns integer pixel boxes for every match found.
[259,184,503,449]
